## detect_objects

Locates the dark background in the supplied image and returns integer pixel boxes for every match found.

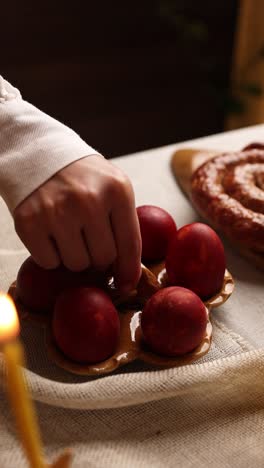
[1,1,238,157]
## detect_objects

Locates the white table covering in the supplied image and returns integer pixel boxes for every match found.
[0,124,263,468]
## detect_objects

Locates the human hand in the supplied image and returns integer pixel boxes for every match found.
[14,155,142,292]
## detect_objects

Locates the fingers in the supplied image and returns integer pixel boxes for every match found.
[111,186,142,292]
[52,225,91,272]
[83,209,117,271]
[14,211,60,269]
[14,156,141,290]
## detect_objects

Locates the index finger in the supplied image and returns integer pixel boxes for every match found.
[111,195,142,293]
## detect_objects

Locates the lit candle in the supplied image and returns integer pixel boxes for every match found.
[0,293,45,467]
[0,292,72,468]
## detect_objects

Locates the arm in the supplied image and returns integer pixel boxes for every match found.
[0,76,142,291]
[0,76,98,212]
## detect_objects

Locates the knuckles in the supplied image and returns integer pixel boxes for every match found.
[14,204,39,236]
[107,171,133,200]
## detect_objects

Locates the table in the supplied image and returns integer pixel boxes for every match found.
[0,124,263,467]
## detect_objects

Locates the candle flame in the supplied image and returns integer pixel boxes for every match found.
[0,293,20,343]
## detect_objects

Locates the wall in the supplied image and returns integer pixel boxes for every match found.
[1,1,238,157]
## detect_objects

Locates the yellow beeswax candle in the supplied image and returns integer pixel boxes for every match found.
[0,293,45,468]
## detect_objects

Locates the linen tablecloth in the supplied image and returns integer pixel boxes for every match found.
[0,125,263,467]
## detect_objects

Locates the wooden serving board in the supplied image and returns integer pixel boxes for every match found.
[171,147,264,271]
[171,147,218,197]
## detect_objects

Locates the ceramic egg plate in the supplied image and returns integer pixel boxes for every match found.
[8,263,234,376]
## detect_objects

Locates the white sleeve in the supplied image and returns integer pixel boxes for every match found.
[0,76,100,213]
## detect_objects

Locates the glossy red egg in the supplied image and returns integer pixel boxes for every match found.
[141,286,207,356]
[16,256,107,312]
[52,287,120,363]
[137,205,177,262]
[165,223,226,299]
